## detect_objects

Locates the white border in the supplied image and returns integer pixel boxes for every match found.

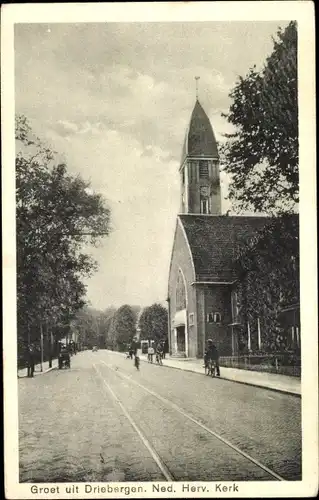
[2,2,318,498]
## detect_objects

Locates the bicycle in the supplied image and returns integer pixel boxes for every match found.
[156,352,163,366]
[205,359,216,377]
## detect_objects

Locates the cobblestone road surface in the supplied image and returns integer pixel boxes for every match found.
[19,350,301,482]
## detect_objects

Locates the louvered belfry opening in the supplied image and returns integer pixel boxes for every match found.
[199,161,209,179]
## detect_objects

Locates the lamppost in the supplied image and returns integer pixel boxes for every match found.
[166,297,171,355]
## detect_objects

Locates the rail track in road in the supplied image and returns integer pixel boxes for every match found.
[94,361,286,482]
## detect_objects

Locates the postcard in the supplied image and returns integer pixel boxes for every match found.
[2,2,317,498]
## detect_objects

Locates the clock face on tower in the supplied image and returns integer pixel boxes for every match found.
[200,186,209,197]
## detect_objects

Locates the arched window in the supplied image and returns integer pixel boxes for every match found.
[175,270,186,311]
[214,312,221,324]
[181,168,185,185]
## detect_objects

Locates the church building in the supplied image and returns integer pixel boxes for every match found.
[167,98,270,358]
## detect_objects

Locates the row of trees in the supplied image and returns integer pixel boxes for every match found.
[16,115,111,363]
[70,303,168,353]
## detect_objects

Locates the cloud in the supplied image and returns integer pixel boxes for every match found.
[50,120,79,137]
[14,21,285,308]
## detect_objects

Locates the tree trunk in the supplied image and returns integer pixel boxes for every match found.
[48,325,53,368]
[40,322,44,372]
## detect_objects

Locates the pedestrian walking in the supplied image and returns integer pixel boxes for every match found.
[131,336,141,370]
[27,344,35,377]
[147,344,155,363]
[155,341,164,365]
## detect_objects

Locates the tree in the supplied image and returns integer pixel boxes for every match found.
[16,115,111,357]
[234,214,299,353]
[221,22,298,214]
[111,305,137,351]
[139,303,168,342]
[95,307,117,348]
[71,307,105,349]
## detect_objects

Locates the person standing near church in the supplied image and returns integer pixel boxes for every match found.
[27,344,35,377]
[147,343,155,363]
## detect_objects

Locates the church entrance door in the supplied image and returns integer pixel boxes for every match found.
[176,326,186,353]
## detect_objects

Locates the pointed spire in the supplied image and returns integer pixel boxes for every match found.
[181,99,219,163]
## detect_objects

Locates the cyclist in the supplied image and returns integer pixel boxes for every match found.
[204,339,220,376]
[131,336,140,370]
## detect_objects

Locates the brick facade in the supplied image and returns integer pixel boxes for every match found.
[168,219,235,359]
[168,218,197,357]
[203,285,233,356]
[168,99,274,359]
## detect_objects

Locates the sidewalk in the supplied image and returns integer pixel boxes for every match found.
[18,358,58,378]
[138,353,301,397]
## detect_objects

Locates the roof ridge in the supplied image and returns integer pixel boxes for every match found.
[178,214,270,280]
[179,214,272,219]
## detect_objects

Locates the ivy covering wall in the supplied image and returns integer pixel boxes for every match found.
[234,215,299,354]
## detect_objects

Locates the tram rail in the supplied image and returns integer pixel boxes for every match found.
[94,360,286,482]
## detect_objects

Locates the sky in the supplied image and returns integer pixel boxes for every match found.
[15,20,288,310]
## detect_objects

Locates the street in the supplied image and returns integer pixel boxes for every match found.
[19,350,301,483]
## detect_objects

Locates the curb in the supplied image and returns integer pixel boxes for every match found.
[41,366,58,375]
[18,366,58,378]
[136,354,301,398]
[105,351,301,398]
[217,374,301,398]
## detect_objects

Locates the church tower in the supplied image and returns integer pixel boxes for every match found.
[180,99,221,215]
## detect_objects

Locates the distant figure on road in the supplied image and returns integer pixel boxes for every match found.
[130,336,138,356]
[27,344,35,377]
[204,339,220,376]
[155,341,164,365]
[131,336,141,370]
[147,344,155,363]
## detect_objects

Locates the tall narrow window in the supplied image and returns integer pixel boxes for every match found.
[231,291,239,322]
[214,312,221,323]
[296,326,300,347]
[200,198,209,214]
[199,161,209,179]
[188,162,193,183]
[176,270,186,311]
[212,160,219,181]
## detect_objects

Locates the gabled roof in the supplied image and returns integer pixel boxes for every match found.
[179,214,270,282]
[181,100,218,164]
